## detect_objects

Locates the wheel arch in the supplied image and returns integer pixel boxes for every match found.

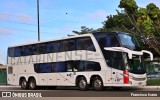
[28,76,36,82]
[19,77,26,85]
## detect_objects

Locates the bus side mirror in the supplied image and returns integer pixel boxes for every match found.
[142,50,153,61]
[104,47,136,59]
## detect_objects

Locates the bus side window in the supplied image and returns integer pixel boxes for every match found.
[75,61,101,71]
[105,35,120,47]
[106,51,124,70]
[61,40,75,52]
[32,44,38,55]
[66,61,73,72]
[34,64,39,73]
[46,42,54,53]
[54,42,59,52]
[75,61,84,71]
[23,45,33,56]
[37,43,46,54]
[106,37,111,47]
[15,47,22,57]
[76,37,96,51]
[53,62,66,72]
[8,67,13,74]
[84,61,101,71]
[46,42,59,53]
[34,63,52,73]
[40,63,52,73]
[8,48,15,57]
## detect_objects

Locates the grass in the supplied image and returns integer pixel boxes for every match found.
[147,78,160,86]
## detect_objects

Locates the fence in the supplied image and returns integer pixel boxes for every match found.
[0,70,7,85]
[145,60,160,73]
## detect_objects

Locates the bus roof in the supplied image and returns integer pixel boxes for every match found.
[8,32,131,48]
[8,33,93,48]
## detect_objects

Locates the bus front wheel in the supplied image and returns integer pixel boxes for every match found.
[20,78,28,90]
[29,78,37,90]
[78,77,89,91]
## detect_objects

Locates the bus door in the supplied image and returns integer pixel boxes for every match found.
[111,52,124,84]
[8,66,18,85]
[111,68,124,84]
[7,66,13,85]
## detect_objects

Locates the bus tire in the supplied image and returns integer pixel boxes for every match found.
[92,76,104,91]
[29,78,37,90]
[78,77,89,91]
[20,78,28,90]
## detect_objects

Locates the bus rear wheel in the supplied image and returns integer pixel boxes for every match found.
[29,78,37,90]
[78,77,89,91]
[92,77,104,91]
[20,78,28,90]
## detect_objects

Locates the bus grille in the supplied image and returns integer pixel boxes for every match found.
[132,77,146,81]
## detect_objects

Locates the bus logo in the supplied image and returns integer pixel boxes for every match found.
[2,92,11,97]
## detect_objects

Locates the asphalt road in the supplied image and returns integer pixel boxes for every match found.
[0,86,160,97]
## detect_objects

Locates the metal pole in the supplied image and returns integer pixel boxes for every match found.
[37,0,40,41]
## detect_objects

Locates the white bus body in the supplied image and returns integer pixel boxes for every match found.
[7,32,153,90]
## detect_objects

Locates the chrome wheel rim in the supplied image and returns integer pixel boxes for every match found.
[22,81,26,88]
[94,79,102,88]
[79,79,86,89]
[30,81,35,89]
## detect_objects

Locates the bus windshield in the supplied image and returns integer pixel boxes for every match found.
[118,33,141,50]
[126,55,145,74]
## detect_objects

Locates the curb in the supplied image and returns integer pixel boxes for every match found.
[141,86,160,89]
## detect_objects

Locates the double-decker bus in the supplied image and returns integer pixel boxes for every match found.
[7,32,153,90]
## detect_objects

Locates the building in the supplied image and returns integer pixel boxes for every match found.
[0,64,7,71]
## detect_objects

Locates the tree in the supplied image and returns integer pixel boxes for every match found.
[72,0,160,56]
[118,0,138,14]
[118,0,160,55]
[72,26,96,35]
[103,11,133,33]
[146,3,160,21]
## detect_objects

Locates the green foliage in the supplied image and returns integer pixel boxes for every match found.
[147,79,160,86]
[137,8,147,17]
[137,8,155,36]
[146,3,160,20]
[118,0,160,55]
[118,0,138,14]
[72,26,96,35]
[103,11,135,33]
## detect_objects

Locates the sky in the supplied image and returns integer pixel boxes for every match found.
[0,0,160,64]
